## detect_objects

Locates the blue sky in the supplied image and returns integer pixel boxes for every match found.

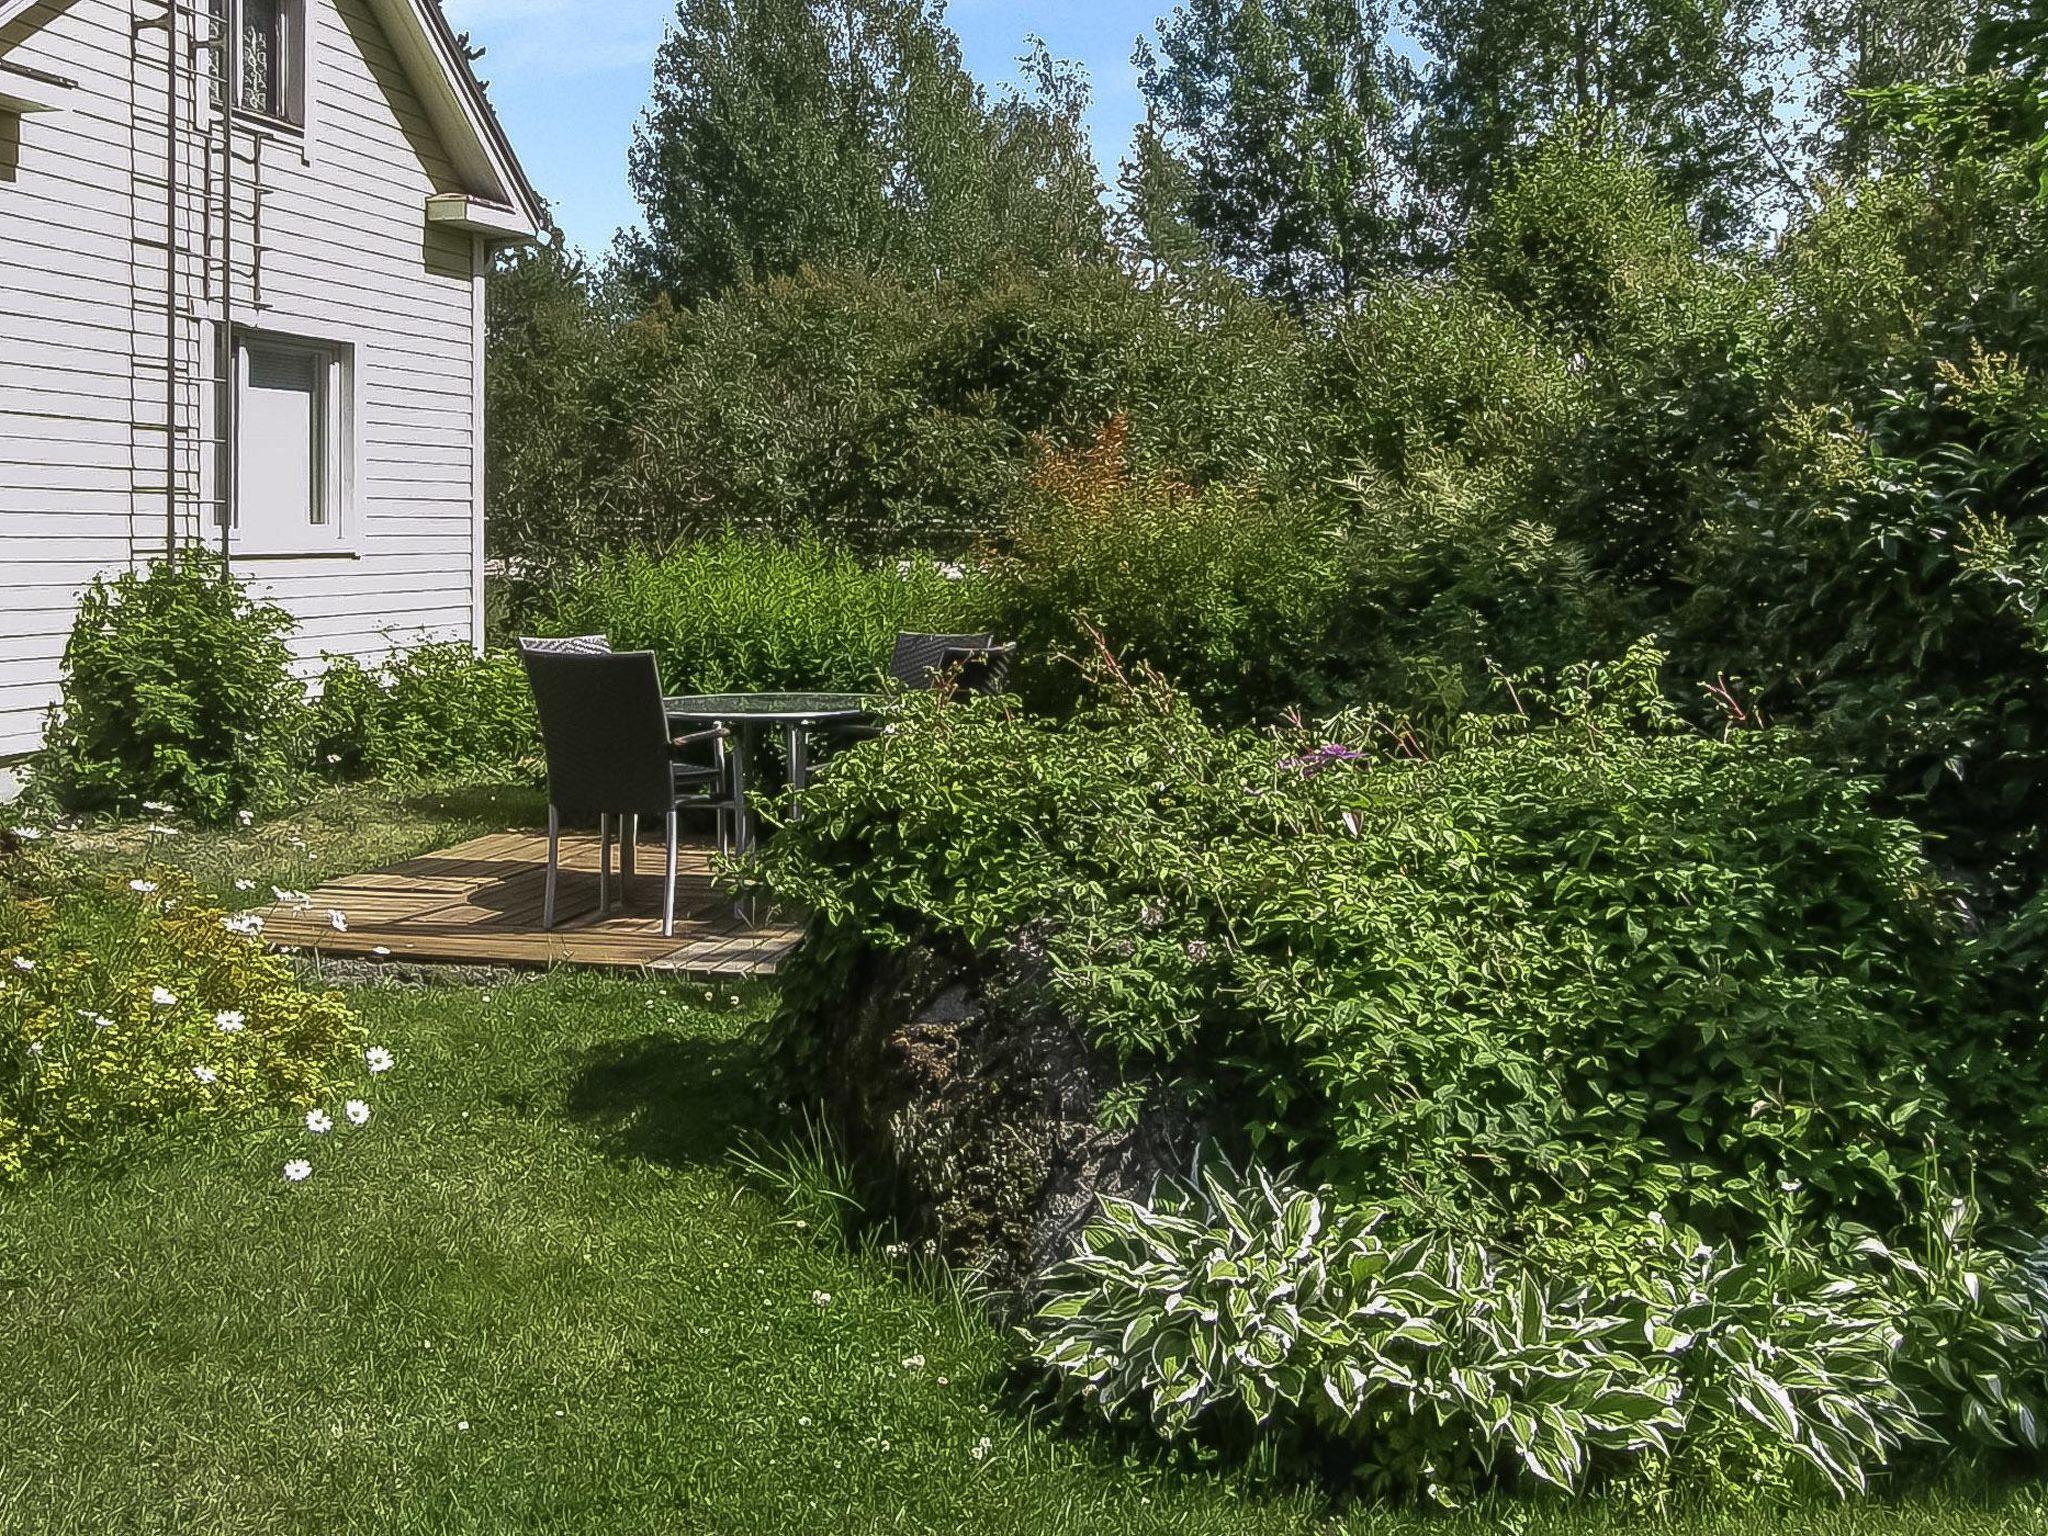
[441,0,1162,257]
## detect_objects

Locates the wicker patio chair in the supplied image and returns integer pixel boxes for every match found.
[518,644,739,936]
[887,631,996,689]
[937,640,1017,696]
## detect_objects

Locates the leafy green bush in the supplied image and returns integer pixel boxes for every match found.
[0,875,362,1179]
[985,424,1350,718]
[762,648,2028,1247]
[307,654,385,779]
[40,552,307,823]
[1030,1158,2048,1503]
[311,645,537,781]
[541,535,991,694]
[492,263,1314,567]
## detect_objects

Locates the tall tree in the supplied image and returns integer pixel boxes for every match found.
[1133,0,1412,311]
[624,0,1107,305]
[1787,0,1986,176]
[1405,0,1792,252]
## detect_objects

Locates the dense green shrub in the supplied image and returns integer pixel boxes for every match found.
[540,535,992,694]
[762,649,2028,1247]
[0,874,362,1179]
[1029,1159,2048,1503]
[311,645,537,781]
[39,553,307,824]
[491,264,1314,564]
[985,424,1349,718]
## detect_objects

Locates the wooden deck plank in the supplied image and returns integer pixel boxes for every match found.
[254,829,800,975]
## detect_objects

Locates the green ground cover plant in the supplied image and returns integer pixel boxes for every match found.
[0,869,361,1180]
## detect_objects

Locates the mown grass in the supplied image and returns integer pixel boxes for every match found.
[0,970,2039,1534]
[34,775,547,909]
[3,787,2045,1533]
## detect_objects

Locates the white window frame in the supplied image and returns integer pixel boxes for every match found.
[230,330,356,556]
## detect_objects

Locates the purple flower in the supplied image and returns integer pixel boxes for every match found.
[1279,743,1370,778]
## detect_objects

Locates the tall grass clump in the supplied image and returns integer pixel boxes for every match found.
[540,535,991,693]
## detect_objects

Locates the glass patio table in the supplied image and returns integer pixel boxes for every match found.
[663,691,877,853]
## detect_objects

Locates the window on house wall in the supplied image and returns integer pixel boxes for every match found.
[233,334,351,552]
[235,0,305,125]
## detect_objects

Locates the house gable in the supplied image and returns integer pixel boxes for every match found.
[0,0,542,235]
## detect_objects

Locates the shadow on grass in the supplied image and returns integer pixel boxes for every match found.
[395,781,548,827]
[558,1030,767,1169]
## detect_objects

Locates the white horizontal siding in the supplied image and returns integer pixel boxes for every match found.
[0,0,487,759]
[0,0,142,757]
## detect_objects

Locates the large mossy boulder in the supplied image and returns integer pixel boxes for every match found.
[801,936,1198,1293]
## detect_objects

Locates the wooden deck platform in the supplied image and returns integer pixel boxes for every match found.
[257,829,800,975]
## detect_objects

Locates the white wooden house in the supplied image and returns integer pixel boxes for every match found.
[0,0,542,760]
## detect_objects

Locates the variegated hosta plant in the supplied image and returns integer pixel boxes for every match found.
[1028,1158,2048,1504]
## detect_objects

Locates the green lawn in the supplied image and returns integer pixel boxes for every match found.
[4,791,2045,1533]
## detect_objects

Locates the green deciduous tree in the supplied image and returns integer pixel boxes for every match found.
[1133,0,1413,310]
[1405,0,1795,252]
[624,0,1107,305]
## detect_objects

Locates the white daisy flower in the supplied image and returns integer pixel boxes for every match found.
[128,879,158,894]
[970,1436,992,1462]
[145,824,180,838]
[811,1290,832,1309]
[11,956,33,972]
[87,1013,115,1030]
[365,1046,395,1074]
[191,1065,217,1084]
[233,879,256,892]
[328,910,349,933]
[272,887,311,908]
[9,826,42,841]
[344,1099,371,1126]
[237,810,254,827]
[214,1010,247,1033]
[282,1159,312,1182]
[305,1109,333,1134]
[151,985,178,1007]
[371,945,391,957]
[142,800,173,814]
[900,1354,925,1372]
[26,1041,42,1057]
[223,913,264,937]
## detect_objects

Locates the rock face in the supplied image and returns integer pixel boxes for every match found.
[815,937,1198,1300]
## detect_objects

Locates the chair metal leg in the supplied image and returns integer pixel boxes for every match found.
[622,813,637,894]
[663,810,679,938]
[598,814,612,916]
[544,804,559,930]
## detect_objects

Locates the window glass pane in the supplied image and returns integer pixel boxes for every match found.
[239,344,323,531]
[241,0,284,118]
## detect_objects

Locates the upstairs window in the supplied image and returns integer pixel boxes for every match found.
[236,0,304,126]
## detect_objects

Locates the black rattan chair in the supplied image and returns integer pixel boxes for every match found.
[888,631,996,689]
[519,644,738,936]
[938,641,1016,696]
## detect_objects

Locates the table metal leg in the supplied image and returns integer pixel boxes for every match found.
[729,725,756,854]
[785,721,811,792]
